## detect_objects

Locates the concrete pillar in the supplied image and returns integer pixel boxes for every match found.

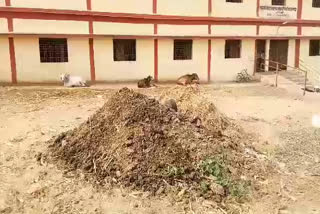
[265,39,270,72]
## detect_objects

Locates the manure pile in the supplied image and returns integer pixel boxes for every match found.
[48,87,266,200]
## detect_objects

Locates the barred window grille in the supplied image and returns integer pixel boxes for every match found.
[226,0,242,3]
[309,40,320,56]
[113,39,136,61]
[225,40,241,59]
[39,38,68,63]
[313,0,320,8]
[174,40,192,60]
[272,0,285,6]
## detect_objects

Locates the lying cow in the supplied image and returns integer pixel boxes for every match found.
[60,74,88,87]
[177,73,200,86]
[137,76,157,88]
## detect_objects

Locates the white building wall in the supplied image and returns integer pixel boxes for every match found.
[94,22,153,35]
[0,18,8,34]
[302,27,320,36]
[212,0,256,18]
[92,0,153,14]
[157,25,208,36]
[211,39,255,82]
[211,25,256,36]
[13,19,89,34]
[14,37,91,82]
[94,38,154,81]
[300,39,320,85]
[157,0,208,16]
[0,37,11,82]
[259,26,297,37]
[158,39,207,82]
[287,39,296,68]
[302,0,320,20]
[259,0,298,19]
[10,0,87,11]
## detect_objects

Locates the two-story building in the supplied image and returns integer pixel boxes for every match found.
[0,0,320,84]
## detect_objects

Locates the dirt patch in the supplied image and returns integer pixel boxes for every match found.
[46,87,268,207]
[276,128,320,176]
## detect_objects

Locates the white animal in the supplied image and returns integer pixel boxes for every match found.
[60,74,88,87]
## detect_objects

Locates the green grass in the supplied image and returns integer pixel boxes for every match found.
[200,157,250,201]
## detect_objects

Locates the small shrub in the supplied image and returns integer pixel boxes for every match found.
[200,181,210,193]
[200,158,230,188]
[200,157,250,201]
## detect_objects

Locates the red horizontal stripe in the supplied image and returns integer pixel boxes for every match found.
[1,7,320,26]
[2,33,320,40]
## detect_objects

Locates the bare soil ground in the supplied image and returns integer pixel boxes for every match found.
[0,83,320,214]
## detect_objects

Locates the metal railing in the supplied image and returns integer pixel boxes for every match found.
[256,57,309,95]
[299,59,320,88]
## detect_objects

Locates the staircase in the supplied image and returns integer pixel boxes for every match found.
[258,58,320,93]
[279,69,314,90]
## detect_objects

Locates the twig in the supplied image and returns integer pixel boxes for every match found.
[218,206,228,214]
[189,199,195,214]
[104,141,127,169]
[93,159,97,174]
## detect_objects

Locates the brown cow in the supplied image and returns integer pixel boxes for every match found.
[177,73,200,86]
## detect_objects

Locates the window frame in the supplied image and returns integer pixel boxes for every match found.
[312,0,320,8]
[113,39,137,62]
[173,39,193,61]
[271,0,286,6]
[226,0,243,3]
[225,40,242,59]
[309,40,320,56]
[39,38,69,63]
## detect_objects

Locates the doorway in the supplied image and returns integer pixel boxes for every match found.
[269,40,289,71]
[255,40,266,73]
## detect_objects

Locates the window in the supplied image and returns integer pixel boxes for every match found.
[272,0,285,6]
[225,40,241,59]
[313,0,320,8]
[226,0,242,2]
[113,39,136,61]
[309,40,320,56]
[39,38,68,63]
[174,40,192,60]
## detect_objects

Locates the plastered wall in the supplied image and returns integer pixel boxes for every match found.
[94,22,153,35]
[211,25,256,36]
[259,0,298,19]
[300,39,320,84]
[158,39,207,81]
[212,0,256,18]
[14,37,90,82]
[94,38,154,81]
[0,37,11,82]
[157,0,208,16]
[0,18,8,33]
[91,0,152,14]
[10,0,87,11]
[302,27,320,36]
[157,25,208,36]
[13,19,89,34]
[259,26,298,36]
[288,39,296,68]
[211,39,255,82]
[302,0,320,20]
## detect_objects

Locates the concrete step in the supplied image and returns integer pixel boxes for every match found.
[279,70,314,88]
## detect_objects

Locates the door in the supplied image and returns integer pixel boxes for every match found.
[269,40,289,71]
[255,40,266,73]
